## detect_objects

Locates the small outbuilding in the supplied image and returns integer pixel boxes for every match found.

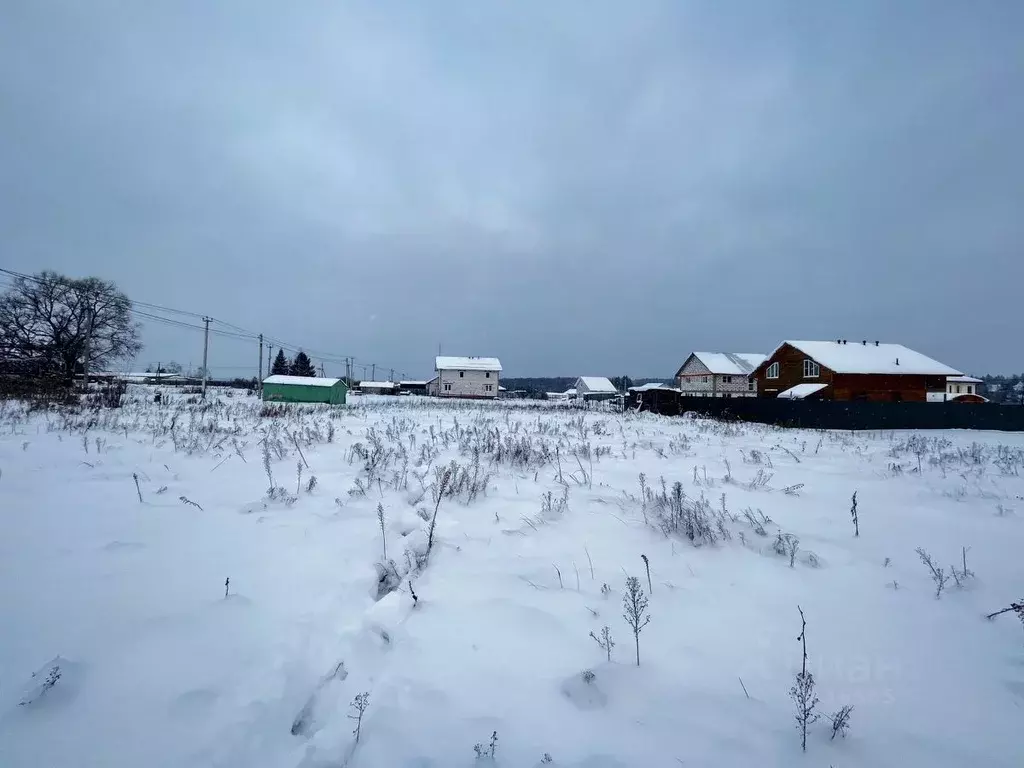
[358,381,398,395]
[399,380,428,395]
[574,377,618,401]
[262,374,348,405]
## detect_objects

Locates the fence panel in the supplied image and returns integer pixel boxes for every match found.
[638,393,1024,432]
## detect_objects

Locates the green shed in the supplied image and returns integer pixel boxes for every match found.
[262,374,348,405]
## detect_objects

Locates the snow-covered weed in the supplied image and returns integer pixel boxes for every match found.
[916,547,949,598]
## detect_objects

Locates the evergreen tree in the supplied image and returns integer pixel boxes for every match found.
[612,376,634,392]
[290,351,317,377]
[271,349,290,376]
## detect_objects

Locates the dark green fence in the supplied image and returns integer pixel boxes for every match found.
[635,392,1024,432]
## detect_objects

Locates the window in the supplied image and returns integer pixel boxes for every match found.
[459,371,464,378]
[722,375,732,384]
[766,362,780,379]
[485,371,490,378]
[485,384,493,392]
[444,383,452,392]
[968,385,974,394]
[702,376,709,384]
[803,359,820,378]
[748,378,755,391]
[956,384,962,394]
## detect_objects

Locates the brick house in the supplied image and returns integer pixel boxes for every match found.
[674,352,767,397]
[751,340,961,402]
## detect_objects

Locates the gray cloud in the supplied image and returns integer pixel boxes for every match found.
[2,1,1021,378]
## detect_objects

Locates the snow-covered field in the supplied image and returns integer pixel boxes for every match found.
[1,388,1023,768]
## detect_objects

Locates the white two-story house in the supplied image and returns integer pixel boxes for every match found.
[427,356,502,399]
[674,352,767,397]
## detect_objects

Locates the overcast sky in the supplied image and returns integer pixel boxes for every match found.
[2,1,1021,379]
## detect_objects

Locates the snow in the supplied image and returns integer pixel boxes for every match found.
[575,377,618,394]
[435,356,502,372]
[629,383,675,392]
[777,383,829,399]
[948,376,984,384]
[262,375,341,387]
[775,341,962,376]
[689,352,767,376]
[928,392,990,403]
[2,388,1024,767]
[358,382,396,390]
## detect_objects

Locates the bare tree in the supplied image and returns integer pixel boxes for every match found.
[0,271,141,386]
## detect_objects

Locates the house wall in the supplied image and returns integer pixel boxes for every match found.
[263,382,346,404]
[677,356,757,397]
[947,381,978,396]
[831,374,947,402]
[754,344,945,402]
[755,343,835,398]
[435,368,499,398]
[677,356,712,394]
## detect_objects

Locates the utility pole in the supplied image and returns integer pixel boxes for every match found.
[267,344,273,377]
[258,334,264,383]
[371,363,376,382]
[389,368,394,383]
[200,316,211,399]
[345,357,351,385]
[81,306,94,393]
[320,362,326,377]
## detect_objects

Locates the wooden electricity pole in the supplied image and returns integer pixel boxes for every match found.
[200,317,211,399]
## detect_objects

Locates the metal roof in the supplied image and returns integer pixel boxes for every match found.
[435,356,502,372]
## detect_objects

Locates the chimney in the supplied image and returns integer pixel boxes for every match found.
[874,340,879,346]
[895,358,900,366]
[862,340,866,345]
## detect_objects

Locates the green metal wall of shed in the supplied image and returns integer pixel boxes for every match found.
[262,381,347,404]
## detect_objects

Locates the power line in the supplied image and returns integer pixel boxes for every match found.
[1,264,413,374]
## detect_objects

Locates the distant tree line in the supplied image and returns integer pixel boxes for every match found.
[981,374,1024,405]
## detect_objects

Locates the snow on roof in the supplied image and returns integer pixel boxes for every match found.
[928,391,990,403]
[770,341,962,376]
[629,382,675,392]
[435,356,502,372]
[950,393,989,402]
[575,376,618,393]
[263,375,341,387]
[691,352,767,376]
[359,381,396,389]
[947,375,983,384]
[777,383,829,399]
[400,381,427,386]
